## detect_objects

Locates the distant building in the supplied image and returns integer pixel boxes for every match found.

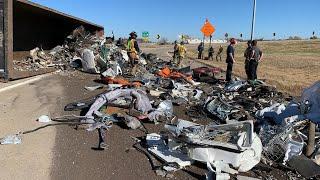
[186,38,227,44]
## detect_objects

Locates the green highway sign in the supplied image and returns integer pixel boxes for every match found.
[142,31,149,38]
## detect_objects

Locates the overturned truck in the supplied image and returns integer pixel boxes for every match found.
[0,0,104,80]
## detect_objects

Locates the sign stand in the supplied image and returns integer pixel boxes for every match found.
[200,19,215,60]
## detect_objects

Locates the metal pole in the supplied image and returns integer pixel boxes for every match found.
[250,0,256,41]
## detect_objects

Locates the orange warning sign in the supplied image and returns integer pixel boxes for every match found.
[201,19,215,37]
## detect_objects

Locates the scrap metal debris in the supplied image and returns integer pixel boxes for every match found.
[5,26,320,179]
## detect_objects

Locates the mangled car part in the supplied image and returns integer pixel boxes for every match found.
[192,66,223,79]
[287,154,320,179]
[85,89,153,120]
[84,89,170,128]
[123,115,142,130]
[165,120,262,174]
[224,80,248,92]
[84,85,104,91]
[262,125,305,164]
[146,133,193,170]
[206,161,236,180]
[255,103,287,124]
[205,97,240,121]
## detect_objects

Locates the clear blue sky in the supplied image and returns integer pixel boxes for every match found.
[31,0,319,41]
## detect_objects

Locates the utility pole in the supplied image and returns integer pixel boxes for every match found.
[250,0,257,41]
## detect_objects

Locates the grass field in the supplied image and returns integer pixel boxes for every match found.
[186,40,320,96]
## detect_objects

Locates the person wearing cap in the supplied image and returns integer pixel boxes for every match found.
[177,41,187,67]
[127,31,140,67]
[249,40,263,81]
[244,40,253,80]
[172,41,179,65]
[225,38,237,82]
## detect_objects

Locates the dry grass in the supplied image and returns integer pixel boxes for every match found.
[186,40,320,96]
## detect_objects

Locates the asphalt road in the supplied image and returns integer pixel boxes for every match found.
[0,47,208,180]
[49,47,208,180]
[0,46,291,180]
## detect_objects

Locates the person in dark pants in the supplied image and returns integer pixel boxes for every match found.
[225,38,237,82]
[208,46,214,60]
[172,41,179,64]
[197,42,204,59]
[249,40,263,80]
[244,40,253,80]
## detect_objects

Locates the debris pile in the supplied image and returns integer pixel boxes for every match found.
[13,26,116,73]
[5,26,320,179]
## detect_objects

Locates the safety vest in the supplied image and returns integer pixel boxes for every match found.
[127,39,137,53]
[178,45,186,57]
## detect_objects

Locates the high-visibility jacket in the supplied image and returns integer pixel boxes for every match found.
[127,39,137,54]
[178,45,186,58]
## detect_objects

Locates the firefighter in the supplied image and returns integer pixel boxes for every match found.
[177,41,187,67]
[216,45,223,61]
[172,41,179,64]
[127,31,140,67]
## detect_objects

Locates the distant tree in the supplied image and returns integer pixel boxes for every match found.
[183,35,191,39]
[293,36,302,40]
[288,36,302,40]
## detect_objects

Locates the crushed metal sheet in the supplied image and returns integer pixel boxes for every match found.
[146,133,193,169]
